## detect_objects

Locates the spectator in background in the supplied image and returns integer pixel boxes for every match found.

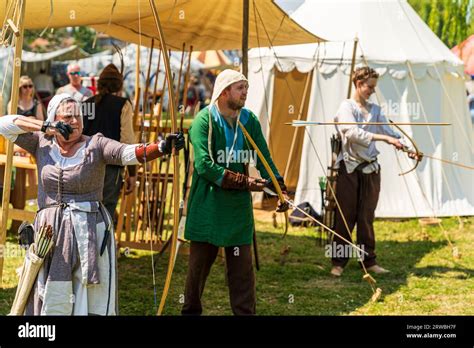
[56,63,93,102]
[8,76,44,120]
[5,75,44,233]
[82,64,137,222]
[34,68,55,101]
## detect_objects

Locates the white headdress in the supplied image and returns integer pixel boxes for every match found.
[46,93,80,123]
[210,69,248,106]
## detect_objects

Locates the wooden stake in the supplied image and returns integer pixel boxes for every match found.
[6,19,19,36]
[153,66,168,139]
[149,47,162,126]
[180,45,194,130]
[0,0,25,284]
[347,37,358,99]
[175,43,186,107]
[142,39,155,120]
[134,42,157,242]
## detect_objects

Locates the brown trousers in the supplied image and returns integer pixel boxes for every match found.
[181,241,256,315]
[331,162,381,268]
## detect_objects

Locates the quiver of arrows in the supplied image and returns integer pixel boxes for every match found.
[320,134,342,244]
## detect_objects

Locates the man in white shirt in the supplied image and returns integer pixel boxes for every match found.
[56,64,93,102]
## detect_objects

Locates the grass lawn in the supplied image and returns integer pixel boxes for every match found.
[1,214,472,316]
[3,213,472,316]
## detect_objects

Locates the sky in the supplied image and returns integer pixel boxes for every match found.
[275,0,305,15]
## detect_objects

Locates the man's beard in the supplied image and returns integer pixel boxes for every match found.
[227,98,244,111]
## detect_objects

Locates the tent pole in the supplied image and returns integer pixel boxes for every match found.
[347,37,358,99]
[180,45,193,130]
[0,0,26,284]
[242,0,249,77]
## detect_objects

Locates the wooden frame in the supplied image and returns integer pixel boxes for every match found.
[0,0,26,283]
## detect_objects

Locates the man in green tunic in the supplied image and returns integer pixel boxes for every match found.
[182,69,288,315]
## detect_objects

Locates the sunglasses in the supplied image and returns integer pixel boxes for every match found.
[21,85,33,89]
[69,71,81,76]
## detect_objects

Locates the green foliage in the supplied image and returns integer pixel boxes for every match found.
[408,0,473,47]
[23,26,99,54]
[23,28,70,52]
[72,27,100,54]
[427,0,441,35]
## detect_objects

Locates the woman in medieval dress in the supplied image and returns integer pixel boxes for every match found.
[0,93,184,315]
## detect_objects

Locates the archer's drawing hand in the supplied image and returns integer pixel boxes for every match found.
[385,136,403,150]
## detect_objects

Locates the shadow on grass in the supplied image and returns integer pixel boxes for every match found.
[251,231,450,315]
[0,229,461,316]
[410,265,474,279]
[116,227,463,315]
[0,287,17,315]
[3,226,463,316]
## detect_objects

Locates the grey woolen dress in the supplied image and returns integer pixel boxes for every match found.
[14,131,127,315]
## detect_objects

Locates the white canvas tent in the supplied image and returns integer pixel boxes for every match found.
[247,0,474,217]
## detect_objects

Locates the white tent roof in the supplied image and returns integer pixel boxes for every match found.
[0,45,89,63]
[250,0,463,69]
[288,0,461,64]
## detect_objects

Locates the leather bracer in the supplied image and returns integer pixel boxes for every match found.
[134,142,163,163]
[220,169,249,190]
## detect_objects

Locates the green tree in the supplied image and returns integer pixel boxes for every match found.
[73,27,99,54]
[23,26,99,54]
[441,0,453,45]
[408,0,473,47]
[23,28,70,52]
[427,0,441,36]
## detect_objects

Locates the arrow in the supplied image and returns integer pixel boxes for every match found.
[286,121,451,127]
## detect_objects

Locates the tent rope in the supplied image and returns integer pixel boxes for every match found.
[38,0,54,37]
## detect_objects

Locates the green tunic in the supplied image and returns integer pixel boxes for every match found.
[184,105,281,247]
